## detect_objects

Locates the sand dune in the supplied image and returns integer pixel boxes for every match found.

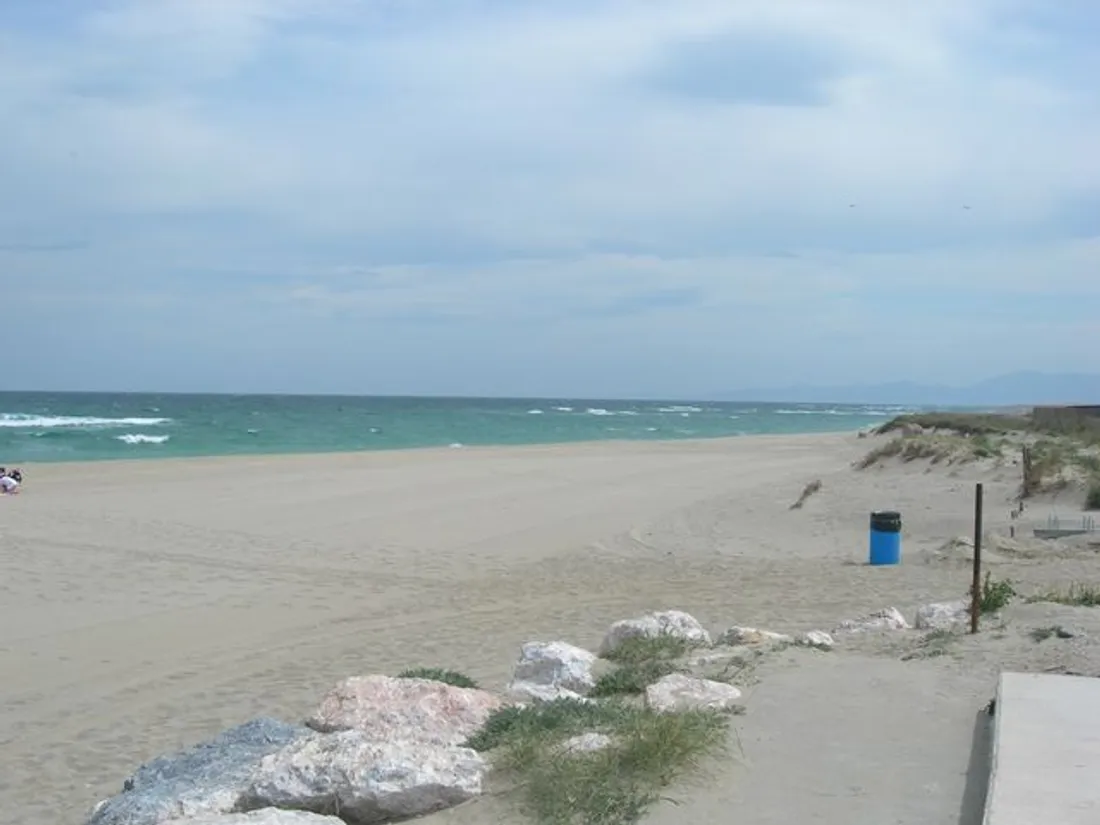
[2,433,1099,824]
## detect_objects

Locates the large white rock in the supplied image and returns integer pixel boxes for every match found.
[834,607,910,634]
[795,630,835,650]
[306,675,504,747]
[599,610,711,656]
[244,730,487,825]
[507,681,590,705]
[717,626,793,646]
[645,673,742,713]
[508,641,597,702]
[184,810,344,824]
[915,600,970,630]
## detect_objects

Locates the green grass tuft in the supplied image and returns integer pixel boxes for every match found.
[602,635,697,665]
[590,661,678,698]
[978,573,1016,614]
[469,698,730,825]
[1029,583,1100,608]
[396,667,479,689]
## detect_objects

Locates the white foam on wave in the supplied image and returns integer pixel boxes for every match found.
[657,405,703,414]
[527,409,544,415]
[553,406,574,412]
[116,433,171,445]
[586,408,615,416]
[775,407,902,417]
[0,413,171,429]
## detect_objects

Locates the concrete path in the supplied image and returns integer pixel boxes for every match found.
[984,672,1100,825]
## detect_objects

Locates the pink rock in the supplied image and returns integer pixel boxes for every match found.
[306,675,504,746]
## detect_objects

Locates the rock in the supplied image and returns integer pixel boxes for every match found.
[86,718,309,825]
[914,600,970,630]
[306,675,504,746]
[717,626,793,646]
[599,610,711,656]
[688,649,754,668]
[508,641,597,701]
[645,673,743,713]
[243,730,486,824]
[1056,625,1083,639]
[183,811,344,824]
[834,607,910,634]
[560,733,613,754]
[795,630,835,650]
[507,681,590,705]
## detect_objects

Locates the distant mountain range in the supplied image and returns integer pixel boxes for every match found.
[715,372,1100,407]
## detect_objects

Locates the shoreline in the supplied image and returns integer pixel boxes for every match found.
[13,429,860,473]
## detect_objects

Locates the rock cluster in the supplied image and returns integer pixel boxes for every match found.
[86,602,965,824]
[599,609,713,655]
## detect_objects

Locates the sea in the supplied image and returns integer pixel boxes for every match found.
[0,392,922,464]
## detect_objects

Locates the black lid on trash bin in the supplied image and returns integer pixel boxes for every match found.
[870,510,902,532]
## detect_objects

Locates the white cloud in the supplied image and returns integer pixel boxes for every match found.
[1,0,1097,393]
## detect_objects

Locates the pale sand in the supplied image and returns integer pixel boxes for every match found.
[3,432,1100,825]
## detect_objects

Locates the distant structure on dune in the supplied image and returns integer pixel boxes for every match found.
[1031,405,1100,429]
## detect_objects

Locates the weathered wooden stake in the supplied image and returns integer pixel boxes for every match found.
[970,482,984,634]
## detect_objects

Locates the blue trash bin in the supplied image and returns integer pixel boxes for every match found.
[869,510,901,565]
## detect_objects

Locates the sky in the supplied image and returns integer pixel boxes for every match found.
[1,0,1099,399]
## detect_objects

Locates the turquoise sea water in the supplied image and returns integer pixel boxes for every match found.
[0,392,921,463]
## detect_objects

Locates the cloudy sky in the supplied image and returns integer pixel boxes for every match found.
[2,0,1098,398]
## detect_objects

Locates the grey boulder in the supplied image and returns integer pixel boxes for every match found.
[86,718,309,825]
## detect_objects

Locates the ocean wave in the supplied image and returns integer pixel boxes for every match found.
[115,433,171,445]
[527,409,544,415]
[586,408,615,416]
[0,413,171,429]
[657,405,703,413]
[553,406,574,412]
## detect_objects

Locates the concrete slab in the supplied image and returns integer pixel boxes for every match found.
[984,672,1100,825]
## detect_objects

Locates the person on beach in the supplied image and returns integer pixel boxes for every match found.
[0,468,21,495]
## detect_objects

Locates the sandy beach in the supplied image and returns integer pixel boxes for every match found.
[3,431,1100,825]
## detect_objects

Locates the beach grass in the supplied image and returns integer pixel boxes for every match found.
[591,635,698,698]
[467,698,730,825]
[396,667,480,688]
[1029,626,1063,642]
[789,478,823,510]
[602,635,699,665]
[979,573,1016,614]
[902,627,962,660]
[590,661,679,698]
[875,412,1029,437]
[856,433,988,469]
[1029,583,1100,608]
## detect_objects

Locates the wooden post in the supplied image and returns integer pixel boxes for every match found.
[970,482,984,634]
[1021,446,1033,499]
